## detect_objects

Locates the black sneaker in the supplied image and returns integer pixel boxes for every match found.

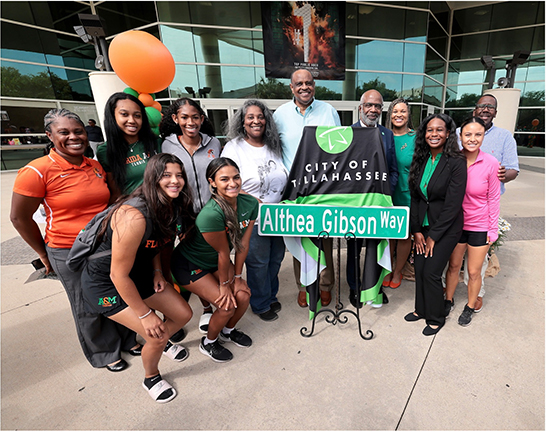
[219,328,252,347]
[169,327,186,344]
[458,305,474,326]
[444,299,454,317]
[199,337,233,362]
[257,309,278,322]
[270,301,282,313]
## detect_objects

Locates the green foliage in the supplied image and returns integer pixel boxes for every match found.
[1,66,74,100]
[315,85,341,100]
[255,78,292,99]
[355,78,398,101]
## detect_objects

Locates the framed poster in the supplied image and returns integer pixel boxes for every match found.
[262,1,345,80]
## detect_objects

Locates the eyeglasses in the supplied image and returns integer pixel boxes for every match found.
[360,103,382,110]
[475,103,496,111]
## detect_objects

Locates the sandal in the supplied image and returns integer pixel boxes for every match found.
[142,378,177,403]
[162,342,189,362]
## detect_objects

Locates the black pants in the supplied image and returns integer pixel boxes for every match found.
[413,227,461,327]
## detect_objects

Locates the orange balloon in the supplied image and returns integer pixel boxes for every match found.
[109,31,175,94]
[138,93,154,107]
[532,119,539,127]
[152,101,162,112]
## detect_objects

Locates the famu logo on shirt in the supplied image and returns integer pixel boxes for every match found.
[316,126,353,154]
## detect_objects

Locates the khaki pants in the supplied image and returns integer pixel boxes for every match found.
[293,238,334,292]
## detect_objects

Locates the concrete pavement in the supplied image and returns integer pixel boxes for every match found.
[1,156,544,430]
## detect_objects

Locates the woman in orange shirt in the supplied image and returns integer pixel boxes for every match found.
[10,108,139,371]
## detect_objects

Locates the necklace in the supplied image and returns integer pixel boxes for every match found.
[179,135,202,156]
[129,141,139,153]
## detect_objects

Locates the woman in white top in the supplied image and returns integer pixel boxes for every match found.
[221,99,288,321]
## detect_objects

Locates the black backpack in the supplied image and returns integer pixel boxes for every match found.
[66,197,152,272]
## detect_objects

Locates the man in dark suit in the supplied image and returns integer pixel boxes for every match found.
[347,90,398,308]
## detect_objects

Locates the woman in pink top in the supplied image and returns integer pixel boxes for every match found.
[445,117,500,327]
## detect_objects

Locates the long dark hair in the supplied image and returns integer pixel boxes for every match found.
[206,157,243,252]
[223,99,282,158]
[103,92,157,192]
[159,97,215,139]
[101,153,196,244]
[408,113,464,196]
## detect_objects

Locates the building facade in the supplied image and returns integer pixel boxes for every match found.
[1,1,544,166]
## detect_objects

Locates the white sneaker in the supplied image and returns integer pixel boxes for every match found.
[199,311,212,334]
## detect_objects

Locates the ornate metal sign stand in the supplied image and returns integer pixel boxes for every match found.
[300,231,374,340]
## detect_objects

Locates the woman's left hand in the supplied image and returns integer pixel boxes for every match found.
[424,236,435,258]
[233,277,251,297]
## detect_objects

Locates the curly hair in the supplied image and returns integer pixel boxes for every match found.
[223,99,282,158]
[408,113,464,196]
[103,92,158,193]
[385,97,415,132]
[159,97,215,139]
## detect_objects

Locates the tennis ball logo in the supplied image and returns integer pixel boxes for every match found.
[315,126,353,154]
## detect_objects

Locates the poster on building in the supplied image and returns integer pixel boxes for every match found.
[261,1,345,80]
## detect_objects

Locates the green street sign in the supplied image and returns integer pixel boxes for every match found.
[258,204,409,239]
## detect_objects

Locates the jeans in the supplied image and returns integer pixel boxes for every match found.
[246,225,286,314]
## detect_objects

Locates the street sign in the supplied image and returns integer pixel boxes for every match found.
[258,203,409,239]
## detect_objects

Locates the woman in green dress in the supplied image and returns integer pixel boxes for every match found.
[384,98,416,288]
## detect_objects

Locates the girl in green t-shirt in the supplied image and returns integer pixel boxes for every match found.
[172,157,259,363]
[98,92,159,202]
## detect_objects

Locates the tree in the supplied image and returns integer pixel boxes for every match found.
[255,77,292,99]
[355,78,397,101]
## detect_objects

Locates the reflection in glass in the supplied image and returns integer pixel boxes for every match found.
[427,15,448,58]
[1,61,56,99]
[355,72,402,101]
[521,82,546,106]
[169,64,200,99]
[517,108,545,132]
[356,40,403,72]
[161,26,196,63]
[423,77,443,106]
[94,2,158,36]
[445,85,484,107]
[402,74,424,102]
[425,46,445,84]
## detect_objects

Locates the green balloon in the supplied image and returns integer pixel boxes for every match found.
[123,87,139,98]
[151,93,156,100]
[151,126,160,136]
[146,106,162,127]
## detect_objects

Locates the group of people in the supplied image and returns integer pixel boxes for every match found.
[10,69,518,403]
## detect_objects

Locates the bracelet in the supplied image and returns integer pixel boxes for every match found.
[153,269,162,274]
[220,280,231,285]
[234,274,242,278]
[139,309,153,319]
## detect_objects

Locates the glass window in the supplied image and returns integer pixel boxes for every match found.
[34,1,92,34]
[447,60,487,87]
[156,1,191,23]
[94,2,157,36]
[355,72,402,101]
[521,82,545,107]
[356,40,403,72]
[452,4,494,34]
[445,85,484,107]
[194,65,257,98]
[423,76,443,106]
[1,22,47,62]
[427,15,448,58]
[193,29,257,65]
[430,1,450,32]
[516,108,545,132]
[354,5,426,41]
[402,74,424,102]
[532,25,545,52]
[204,109,228,138]
[490,2,544,30]
[515,132,544,148]
[445,109,474,126]
[169,64,200,99]
[404,43,426,73]
[161,25,196,63]
[1,104,54,135]
[337,111,354,127]
[1,61,56,99]
[425,46,445,84]
[451,27,536,60]
[188,2,252,27]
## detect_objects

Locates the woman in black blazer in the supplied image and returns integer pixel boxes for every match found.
[405,113,467,336]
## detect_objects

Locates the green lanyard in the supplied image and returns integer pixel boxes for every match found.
[420,153,442,227]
